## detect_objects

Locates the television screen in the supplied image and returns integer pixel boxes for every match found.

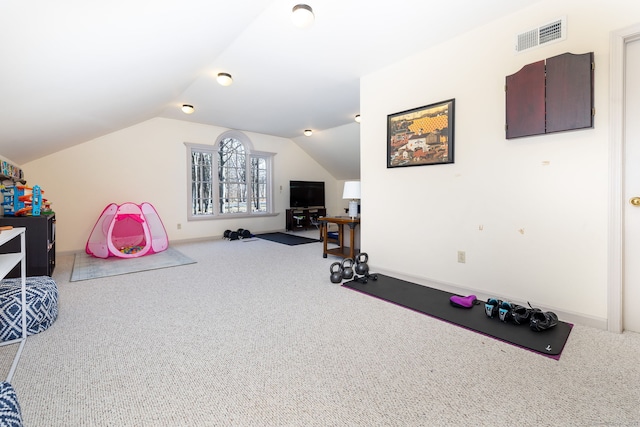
[290,181,325,208]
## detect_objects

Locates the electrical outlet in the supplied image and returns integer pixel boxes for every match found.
[457,251,466,263]
[177,223,182,230]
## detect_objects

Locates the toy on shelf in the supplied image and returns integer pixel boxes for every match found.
[0,160,25,184]
[1,184,53,216]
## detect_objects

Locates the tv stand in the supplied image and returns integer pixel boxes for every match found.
[286,208,326,231]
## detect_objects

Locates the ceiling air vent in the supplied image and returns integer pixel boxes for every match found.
[515,17,566,53]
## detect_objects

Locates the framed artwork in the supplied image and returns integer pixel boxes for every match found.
[387,98,455,168]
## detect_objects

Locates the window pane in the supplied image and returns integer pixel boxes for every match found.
[219,139,247,214]
[191,149,214,215]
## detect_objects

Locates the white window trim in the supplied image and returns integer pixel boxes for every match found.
[185,132,276,221]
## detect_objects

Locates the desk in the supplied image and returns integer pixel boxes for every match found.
[319,216,360,259]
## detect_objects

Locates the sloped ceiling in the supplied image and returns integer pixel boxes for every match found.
[0,0,541,179]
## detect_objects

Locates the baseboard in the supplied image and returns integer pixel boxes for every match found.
[370,265,608,331]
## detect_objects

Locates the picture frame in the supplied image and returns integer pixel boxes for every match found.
[387,98,455,168]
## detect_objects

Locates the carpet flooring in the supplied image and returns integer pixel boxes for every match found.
[6,238,640,426]
[70,247,196,281]
[342,274,572,358]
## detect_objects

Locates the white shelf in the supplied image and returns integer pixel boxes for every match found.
[0,253,22,278]
[0,227,25,246]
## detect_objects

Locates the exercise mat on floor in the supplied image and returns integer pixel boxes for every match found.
[342,274,572,359]
[255,232,320,246]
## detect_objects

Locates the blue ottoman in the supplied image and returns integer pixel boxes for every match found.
[0,276,58,342]
[0,382,22,426]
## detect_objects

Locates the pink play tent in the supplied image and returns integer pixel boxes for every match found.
[86,202,169,258]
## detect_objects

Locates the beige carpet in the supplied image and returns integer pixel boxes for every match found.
[6,235,640,426]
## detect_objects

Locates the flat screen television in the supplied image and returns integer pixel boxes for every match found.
[290,180,325,208]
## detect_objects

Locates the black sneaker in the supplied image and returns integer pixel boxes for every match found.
[511,304,532,325]
[529,308,558,331]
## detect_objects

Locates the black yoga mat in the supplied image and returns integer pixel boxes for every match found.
[255,232,320,246]
[342,274,572,359]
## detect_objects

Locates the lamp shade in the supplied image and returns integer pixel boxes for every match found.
[343,181,361,199]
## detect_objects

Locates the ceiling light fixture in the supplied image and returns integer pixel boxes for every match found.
[355,114,361,123]
[217,72,233,86]
[291,4,314,28]
[181,104,194,114]
[304,129,313,137]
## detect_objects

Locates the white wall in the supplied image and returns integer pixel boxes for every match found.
[23,117,340,252]
[361,0,640,326]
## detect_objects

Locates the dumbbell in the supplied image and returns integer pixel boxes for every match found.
[237,228,251,239]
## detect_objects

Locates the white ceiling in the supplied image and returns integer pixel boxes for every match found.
[0,0,540,179]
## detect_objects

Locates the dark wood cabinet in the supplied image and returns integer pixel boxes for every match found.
[0,214,55,277]
[506,52,594,139]
[285,208,326,231]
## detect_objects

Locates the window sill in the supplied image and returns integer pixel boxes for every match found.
[188,212,280,221]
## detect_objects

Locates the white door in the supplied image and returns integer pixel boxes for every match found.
[624,38,640,332]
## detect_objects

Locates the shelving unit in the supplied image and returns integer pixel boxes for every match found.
[0,214,55,277]
[285,208,326,231]
[0,227,26,383]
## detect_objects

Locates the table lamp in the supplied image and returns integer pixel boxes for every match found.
[343,181,361,218]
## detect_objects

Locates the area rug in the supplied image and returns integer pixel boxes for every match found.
[71,247,196,282]
[255,232,320,246]
[342,274,572,359]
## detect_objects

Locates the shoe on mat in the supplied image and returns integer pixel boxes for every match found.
[511,304,532,325]
[498,301,513,322]
[529,308,559,331]
[485,298,500,318]
[450,294,477,308]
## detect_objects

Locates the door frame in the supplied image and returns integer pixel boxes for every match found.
[608,23,640,333]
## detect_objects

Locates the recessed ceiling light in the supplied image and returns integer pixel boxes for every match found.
[292,4,314,28]
[181,104,194,114]
[304,129,313,137]
[217,72,233,86]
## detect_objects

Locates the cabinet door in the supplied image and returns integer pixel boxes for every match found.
[546,52,594,134]
[506,52,594,139]
[506,60,546,139]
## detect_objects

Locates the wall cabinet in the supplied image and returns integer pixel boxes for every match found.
[285,208,326,231]
[0,214,55,278]
[505,52,594,139]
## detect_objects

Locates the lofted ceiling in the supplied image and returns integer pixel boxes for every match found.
[0,0,541,179]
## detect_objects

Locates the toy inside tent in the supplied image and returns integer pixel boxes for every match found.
[85,202,169,258]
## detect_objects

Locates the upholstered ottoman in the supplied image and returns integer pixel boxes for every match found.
[0,382,22,426]
[0,276,58,342]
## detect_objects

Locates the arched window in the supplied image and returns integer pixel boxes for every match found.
[186,131,274,219]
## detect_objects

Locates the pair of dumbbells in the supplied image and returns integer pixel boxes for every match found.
[223,228,252,240]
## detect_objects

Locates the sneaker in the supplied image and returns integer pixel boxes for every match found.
[529,308,559,331]
[498,301,513,322]
[485,298,500,318]
[511,304,532,325]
